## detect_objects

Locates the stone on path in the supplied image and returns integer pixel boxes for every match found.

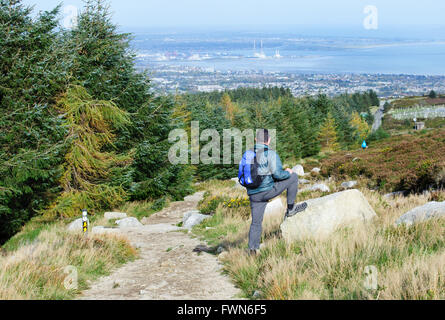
[183,212,210,230]
[116,217,143,228]
[281,189,377,241]
[92,226,119,234]
[184,192,205,202]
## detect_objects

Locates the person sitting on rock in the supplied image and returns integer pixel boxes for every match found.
[246,129,307,256]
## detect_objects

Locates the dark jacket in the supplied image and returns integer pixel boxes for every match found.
[247,144,290,196]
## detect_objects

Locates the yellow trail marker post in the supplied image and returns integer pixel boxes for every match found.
[82,209,89,236]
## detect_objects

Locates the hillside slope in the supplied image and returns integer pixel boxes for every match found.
[321,129,445,193]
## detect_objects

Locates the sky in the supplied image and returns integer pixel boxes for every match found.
[23,0,445,35]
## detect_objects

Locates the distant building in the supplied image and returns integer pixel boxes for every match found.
[414,121,425,130]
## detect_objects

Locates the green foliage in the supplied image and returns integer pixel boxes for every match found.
[318,112,340,152]
[0,0,194,243]
[129,96,195,201]
[428,90,437,99]
[198,195,228,214]
[367,127,390,142]
[44,85,130,218]
[0,1,70,243]
[178,88,379,180]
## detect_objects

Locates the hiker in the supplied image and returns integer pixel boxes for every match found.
[238,129,307,255]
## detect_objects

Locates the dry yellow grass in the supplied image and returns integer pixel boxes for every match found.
[0,223,136,300]
[194,179,445,300]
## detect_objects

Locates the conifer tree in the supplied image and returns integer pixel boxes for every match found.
[45,86,130,218]
[350,111,370,143]
[318,112,340,152]
[221,93,238,125]
[0,0,68,242]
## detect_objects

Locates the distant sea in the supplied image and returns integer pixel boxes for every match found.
[128,28,445,75]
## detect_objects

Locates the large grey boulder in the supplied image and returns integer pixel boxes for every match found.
[281,189,377,241]
[309,183,330,193]
[292,165,305,176]
[104,212,127,220]
[115,217,143,228]
[264,198,284,217]
[183,210,200,224]
[183,212,210,230]
[341,181,357,189]
[395,201,445,226]
[67,218,84,232]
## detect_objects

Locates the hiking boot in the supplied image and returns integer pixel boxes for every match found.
[248,249,258,256]
[285,202,308,218]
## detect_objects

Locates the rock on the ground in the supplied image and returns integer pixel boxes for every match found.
[292,165,305,176]
[183,210,200,224]
[384,191,406,199]
[265,198,284,217]
[183,212,210,229]
[67,218,84,232]
[395,201,445,226]
[280,189,377,241]
[183,191,205,202]
[231,177,244,189]
[92,226,119,234]
[104,212,127,220]
[218,251,229,261]
[341,181,357,189]
[309,183,330,193]
[298,178,310,185]
[311,167,321,174]
[132,242,143,249]
[115,217,143,228]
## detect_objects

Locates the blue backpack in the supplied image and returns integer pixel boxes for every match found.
[238,148,266,189]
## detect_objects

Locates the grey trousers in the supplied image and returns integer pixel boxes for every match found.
[248,173,299,250]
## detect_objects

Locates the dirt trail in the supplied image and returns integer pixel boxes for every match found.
[78,192,241,300]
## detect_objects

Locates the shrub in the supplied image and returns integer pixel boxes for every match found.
[198,196,228,215]
[367,127,390,142]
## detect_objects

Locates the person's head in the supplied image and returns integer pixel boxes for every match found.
[255,129,271,145]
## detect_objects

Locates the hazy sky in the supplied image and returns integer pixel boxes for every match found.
[23,0,445,30]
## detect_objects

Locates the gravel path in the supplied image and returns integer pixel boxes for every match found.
[77,192,240,300]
